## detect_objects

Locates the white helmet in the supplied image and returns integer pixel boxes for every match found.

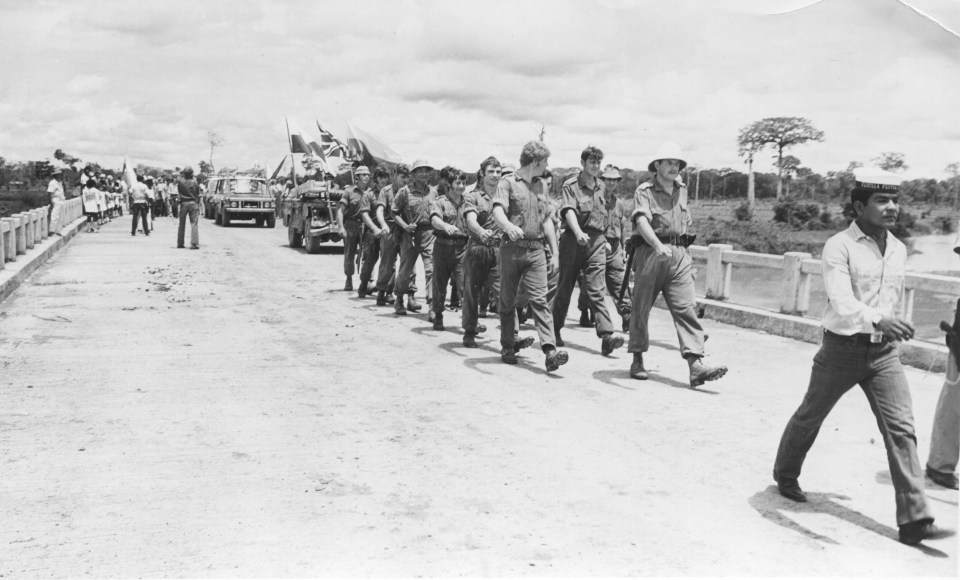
[648,142,687,173]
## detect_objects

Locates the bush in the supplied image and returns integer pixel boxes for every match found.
[733,201,752,221]
[773,198,822,228]
[934,215,957,234]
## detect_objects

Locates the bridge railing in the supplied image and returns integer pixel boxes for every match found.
[0,198,84,270]
[695,243,960,323]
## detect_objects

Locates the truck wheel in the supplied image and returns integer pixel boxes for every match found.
[221,211,230,227]
[288,227,303,248]
[305,236,322,254]
[214,208,222,225]
[266,215,276,228]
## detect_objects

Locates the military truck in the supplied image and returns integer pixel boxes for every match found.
[212,175,276,227]
[282,179,342,253]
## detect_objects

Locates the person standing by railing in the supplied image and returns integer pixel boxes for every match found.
[176,167,201,249]
[47,167,65,236]
[773,167,953,546]
[627,142,727,386]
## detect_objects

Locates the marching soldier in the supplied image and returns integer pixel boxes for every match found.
[374,164,411,306]
[551,146,624,356]
[628,142,726,386]
[460,157,501,347]
[336,166,370,291]
[492,140,568,372]
[392,160,436,316]
[429,166,469,330]
[357,166,384,298]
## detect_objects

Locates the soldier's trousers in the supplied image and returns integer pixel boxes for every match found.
[928,355,960,478]
[774,332,932,526]
[552,230,614,337]
[432,238,467,317]
[499,242,555,351]
[628,243,704,358]
[377,224,399,293]
[359,227,380,284]
[462,240,499,335]
[578,237,628,315]
[342,220,362,277]
[394,229,434,302]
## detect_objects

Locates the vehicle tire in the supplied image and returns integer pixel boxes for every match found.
[215,208,222,225]
[221,211,230,227]
[288,226,303,248]
[266,215,276,228]
[305,236,322,254]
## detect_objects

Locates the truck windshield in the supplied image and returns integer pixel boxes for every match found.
[234,179,266,195]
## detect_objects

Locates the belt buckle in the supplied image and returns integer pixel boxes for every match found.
[870,332,883,344]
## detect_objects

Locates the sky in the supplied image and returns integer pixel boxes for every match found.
[1,0,959,179]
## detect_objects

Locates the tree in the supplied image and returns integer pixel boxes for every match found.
[198,160,214,176]
[208,131,225,172]
[737,117,824,201]
[946,162,960,209]
[873,152,908,173]
[735,136,763,219]
[53,149,81,167]
[780,155,801,196]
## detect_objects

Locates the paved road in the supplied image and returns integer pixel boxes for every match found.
[0,215,956,576]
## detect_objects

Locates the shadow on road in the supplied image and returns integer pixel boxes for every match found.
[749,487,950,557]
[875,471,959,507]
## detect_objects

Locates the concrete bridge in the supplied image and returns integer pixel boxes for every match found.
[0,212,956,576]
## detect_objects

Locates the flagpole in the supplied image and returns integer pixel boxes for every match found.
[285,118,296,188]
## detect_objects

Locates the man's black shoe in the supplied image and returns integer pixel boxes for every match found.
[476,324,487,334]
[513,336,535,352]
[775,477,807,503]
[545,349,569,372]
[344,277,353,291]
[601,333,624,355]
[376,291,388,306]
[357,280,369,298]
[463,334,478,348]
[394,299,407,316]
[407,295,422,312]
[501,348,518,365]
[926,466,959,490]
[433,315,444,331]
[899,519,955,546]
[630,353,648,380]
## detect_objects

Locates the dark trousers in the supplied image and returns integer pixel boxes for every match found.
[377,224,399,293]
[359,227,380,284]
[578,237,628,315]
[462,241,499,334]
[131,203,149,235]
[628,244,704,358]
[774,332,932,526]
[342,220,362,277]
[394,229,434,302]
[177,202,199,247]
[432,239,466,317]
[499,242,555,350]
[552,230,614,336]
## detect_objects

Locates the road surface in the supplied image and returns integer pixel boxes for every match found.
[0,215,956,576]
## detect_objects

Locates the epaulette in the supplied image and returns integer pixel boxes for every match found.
[562,173,579,186]
[637,180,654,190]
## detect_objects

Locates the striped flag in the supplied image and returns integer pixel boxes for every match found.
[286,118,310,154]
[345,120,402,167]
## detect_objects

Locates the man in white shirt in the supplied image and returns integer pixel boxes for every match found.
[773,168,952,546]
[47,167,65,235]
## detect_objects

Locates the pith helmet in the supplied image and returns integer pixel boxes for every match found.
[648,142,687,173]
[601,166,621,180]
[354,165,370,176]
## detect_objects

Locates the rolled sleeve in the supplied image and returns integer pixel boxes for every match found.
[461,191,479,220]
[631,187,654,224]
[492,178,511,209]
[559,182,579,219]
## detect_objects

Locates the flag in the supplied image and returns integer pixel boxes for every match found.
[308,141,326,161]
[345,120,403,167]
[286,118,310,154]
[269,156,288,180]
[316,121,349,160]
[121,156,137,190]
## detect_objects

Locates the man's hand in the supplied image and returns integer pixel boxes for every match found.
[446,224,462,236]
[404,222,417,233]
[506,224,524,241]
[338,226,347,238]
[576,231,589,246]
[876,316,916,341]
[548,252,559,273]
[654,244,672,260]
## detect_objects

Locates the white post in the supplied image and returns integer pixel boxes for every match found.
[780,252,812,315]
[706,243,732,300]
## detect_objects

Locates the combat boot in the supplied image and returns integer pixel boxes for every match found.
[501,348,518,365]
[630,353,648,380]
[376,290,388,306]
[688,357,728,388]
[463,333,478,348]
[600,333,624,355]
[513,335,536,352]
[357,280,369,298]
[475,324,487,334]
[406,294,422,312]
[344,276,353,291]
[394,296,407,316]
[432,313,444,331]
[579,308,594,328]
[544,348,569,372]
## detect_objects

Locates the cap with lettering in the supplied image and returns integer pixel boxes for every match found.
[853,167,901,192]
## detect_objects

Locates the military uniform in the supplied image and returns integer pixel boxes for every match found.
[628,178,704,357]
[339,186,366,280]
[577,189,629,326]
[375,184,400,299]
[552,172,620,349]
[430,193,468,326]
[392,181,435,309]
[357,185,381,295]
[494,172,557,352]
[461,184,501,341]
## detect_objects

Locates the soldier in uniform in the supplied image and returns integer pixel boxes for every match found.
[774,168,953,546]
[336,166,370,291]
[492,140,568,372]
[460,157,501,347]
[357,166,385,298]
[551,146,624,356]
[628,142,726,386]
[429,166,469,331]
[373,164,411,306]
[392,160,436,316]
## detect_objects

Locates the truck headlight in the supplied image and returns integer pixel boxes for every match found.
[230,201,238,208]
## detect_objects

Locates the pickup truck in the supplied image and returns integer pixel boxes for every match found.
[282,179,342,253]
[213,176,276,227]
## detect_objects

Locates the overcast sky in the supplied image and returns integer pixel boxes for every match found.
[2,0,959,178]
